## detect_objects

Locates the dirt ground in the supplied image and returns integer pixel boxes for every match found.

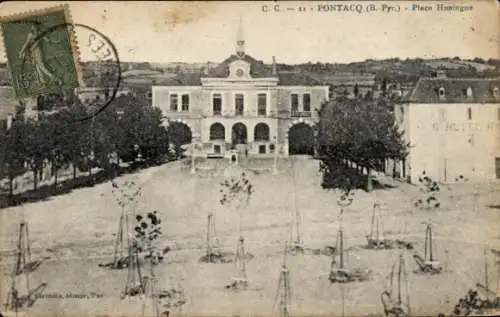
[0,156,499,317]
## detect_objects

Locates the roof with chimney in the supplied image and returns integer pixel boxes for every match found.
[277,71,322,86]
[309,72,376,87]
[155,66,322,86]
[206,54,273,78]
[406,77,500,103]
[153,18,323,87]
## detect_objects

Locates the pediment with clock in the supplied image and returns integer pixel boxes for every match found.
[229,60,251,79]
[199,18,279,87]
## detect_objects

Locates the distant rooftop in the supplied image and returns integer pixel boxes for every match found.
[309,72,376,86]
[155,54,323,86]
[277,71,322,86]
[406,77,500,104]
[122,69,164,77]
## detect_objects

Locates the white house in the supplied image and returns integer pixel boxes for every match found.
[390,76,500,183]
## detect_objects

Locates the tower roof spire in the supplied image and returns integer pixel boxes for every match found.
[236,16,245,58]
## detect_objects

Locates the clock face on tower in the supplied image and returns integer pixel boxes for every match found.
[236,68,244,77]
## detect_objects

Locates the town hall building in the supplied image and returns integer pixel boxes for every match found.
[151,20,329,157]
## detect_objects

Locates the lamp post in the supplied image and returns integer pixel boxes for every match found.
[272,136,279,175]
[190,144,196,174]
[190,133,199,174]
[88,108,96,177]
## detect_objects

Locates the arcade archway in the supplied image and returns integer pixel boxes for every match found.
[231,122,247,145]
[209,122,225,140]
[288,122,315,155]
[254,123,270,141]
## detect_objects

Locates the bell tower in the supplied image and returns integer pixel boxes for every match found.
[236,17,245,58]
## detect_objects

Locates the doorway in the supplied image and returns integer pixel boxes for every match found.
[231,122,247,145]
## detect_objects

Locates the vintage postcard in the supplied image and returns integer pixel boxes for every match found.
[0,1,499,317]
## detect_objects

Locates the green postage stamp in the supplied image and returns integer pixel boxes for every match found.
[0,5,81,98]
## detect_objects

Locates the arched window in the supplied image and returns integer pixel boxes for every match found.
[254,123,270,141]
[209,123,225,140]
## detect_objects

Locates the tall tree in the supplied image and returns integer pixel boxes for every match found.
[114,94,168,163]
[23,118,54,190]
[317,97,409,192]
[2,121,28,197]
[353,83,360,98]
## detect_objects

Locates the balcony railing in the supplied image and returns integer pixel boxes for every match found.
[291,111,311,117]
[208,110,313,118]
[212,111,273,117]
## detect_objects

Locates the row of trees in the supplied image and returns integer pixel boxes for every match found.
[0,94,170,197]
[317,95,409,192]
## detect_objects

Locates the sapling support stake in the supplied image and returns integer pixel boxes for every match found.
[366,203,413,251]
[278,265,292,317]
[112,209,127,268]
[134,211,164,315]
[338,228,345,270]
[202,212,222,263]
[496,251,500,297]
[381,254,411,317]
[329,216,351,283]
[272,242,292,317]
[232,210,248,287]
[142,261,160,317]
[229,236,248,289]
[366,203,388,249]
[220,172,254,289]
[206,212,216,257]
[106,180,143,270]
[123,243,144,298]
[206,213,213,257]
[454,248,500,315]
[288,156,304,254]
[476,248,500,300]
[330,207,371,284]
[4,221,32,312]
[485,248,490,295]
[113,182,146,297]
[340,283,345,317]
[413,222,442,274]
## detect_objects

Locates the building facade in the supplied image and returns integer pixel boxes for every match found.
[389,76,500,183]
[0,86,41,129]
[151,22,329,157]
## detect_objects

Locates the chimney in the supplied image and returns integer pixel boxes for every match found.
[236,17,245,58]
[272,56,277,75]
[204,61,210,76]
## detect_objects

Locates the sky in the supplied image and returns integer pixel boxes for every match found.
[0,1,498,64]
